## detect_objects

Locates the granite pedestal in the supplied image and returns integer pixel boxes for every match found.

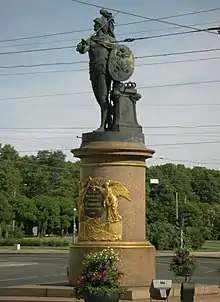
[68,135,156,288]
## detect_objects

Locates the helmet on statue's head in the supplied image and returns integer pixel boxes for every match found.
[93,17,108,33]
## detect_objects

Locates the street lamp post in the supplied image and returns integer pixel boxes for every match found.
[175,191,183,248]
[73,207,77,243]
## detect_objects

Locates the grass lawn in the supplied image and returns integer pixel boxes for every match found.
[198,240,220,252]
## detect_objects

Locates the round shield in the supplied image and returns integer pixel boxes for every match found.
[108,44,135,82]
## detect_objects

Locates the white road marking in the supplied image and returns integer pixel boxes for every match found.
[0,262,38,268]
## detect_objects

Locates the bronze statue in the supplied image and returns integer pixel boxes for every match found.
[76,10,116,131]
[76,9,135,132]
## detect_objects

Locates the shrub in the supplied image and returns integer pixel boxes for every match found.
[169,247,197,275]
[0,237,72,247]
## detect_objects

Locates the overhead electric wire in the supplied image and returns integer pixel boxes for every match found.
[0,156,219,170]
[1,7,220,43]
[0,61,88,69]
[53,103,220,108]
[1,55,220,77]
[0,45,74,56]
[152,140,220,147]
[0,79,219,101]
[71,0,219,35]
[2,20,219,49]
[4,139,220,154]
[119,27,220,43]
[137,47,220,59]
[0,47,220,69]
[0,25,219,56]
[0,131,220,141]
[2,131,220,139]
[153,157,220,165]
[1,124,220,130]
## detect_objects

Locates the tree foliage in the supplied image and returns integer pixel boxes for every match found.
[0,144,79,238]
[147,164,220,249]
[0,144,220,249]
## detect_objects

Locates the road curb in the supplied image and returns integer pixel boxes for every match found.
[157,252,220,258]
[0,250,69,254]
[0,250,220,258]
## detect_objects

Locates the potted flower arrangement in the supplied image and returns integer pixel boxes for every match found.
[74,247,125,302]
[169,247,197,282]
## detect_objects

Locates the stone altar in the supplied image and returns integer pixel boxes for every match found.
[68,8,156,290]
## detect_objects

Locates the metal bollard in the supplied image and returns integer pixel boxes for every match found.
[180,282,195,302]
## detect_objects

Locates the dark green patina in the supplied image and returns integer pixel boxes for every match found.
[76,9,144,144]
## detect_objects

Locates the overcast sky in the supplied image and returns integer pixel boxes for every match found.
[0,0,220,169]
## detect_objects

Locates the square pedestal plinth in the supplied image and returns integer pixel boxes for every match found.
[68,241,156,287]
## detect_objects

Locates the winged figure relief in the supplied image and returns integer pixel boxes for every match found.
[101,180,131,223]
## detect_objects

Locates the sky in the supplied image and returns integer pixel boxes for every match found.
[0,0,220,169]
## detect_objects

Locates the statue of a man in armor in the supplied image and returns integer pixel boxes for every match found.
[76,9,116,131]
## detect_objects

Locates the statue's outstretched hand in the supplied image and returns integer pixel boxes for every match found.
[76,39,89,54]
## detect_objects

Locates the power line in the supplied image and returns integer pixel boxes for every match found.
[0,45,74,56]
[0,55,220,77]
[0,79,219,101]
[137,47,220,59]
[0,25,219,56]
[153,157,220,165]
[1,7,220,43]
[59,103,220,108]
[118,20,219,35]
[152,140,220,147]
[55,103,220,108]
[0,47,220,69]
[72,0,219,35]
[2,20,219,49]
[2,131,220,141]
[1,124,220,130]
[0,61,88,69]
[139,79,220,89]
[0,156,219,171]
[120,26,220,43]
[6,139,220,153]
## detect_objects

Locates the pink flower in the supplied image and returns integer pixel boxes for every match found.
[116,279,120,285]
[77,276,85,285]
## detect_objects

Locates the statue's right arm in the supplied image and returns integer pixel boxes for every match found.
[76,38,90,54]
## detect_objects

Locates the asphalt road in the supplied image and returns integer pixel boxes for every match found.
[0,254,219,287]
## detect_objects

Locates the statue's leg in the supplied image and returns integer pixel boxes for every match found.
[91,72,111,131]
[96,73,110,131]
[91,75,106,131]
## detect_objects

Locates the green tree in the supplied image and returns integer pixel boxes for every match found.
[148,221,179,250]
[32,195,60,237]
[191,166,220,204]
[0,193,14,238]
[0,144,21,198]
[58,197,76,236]
[12,194,37,234]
